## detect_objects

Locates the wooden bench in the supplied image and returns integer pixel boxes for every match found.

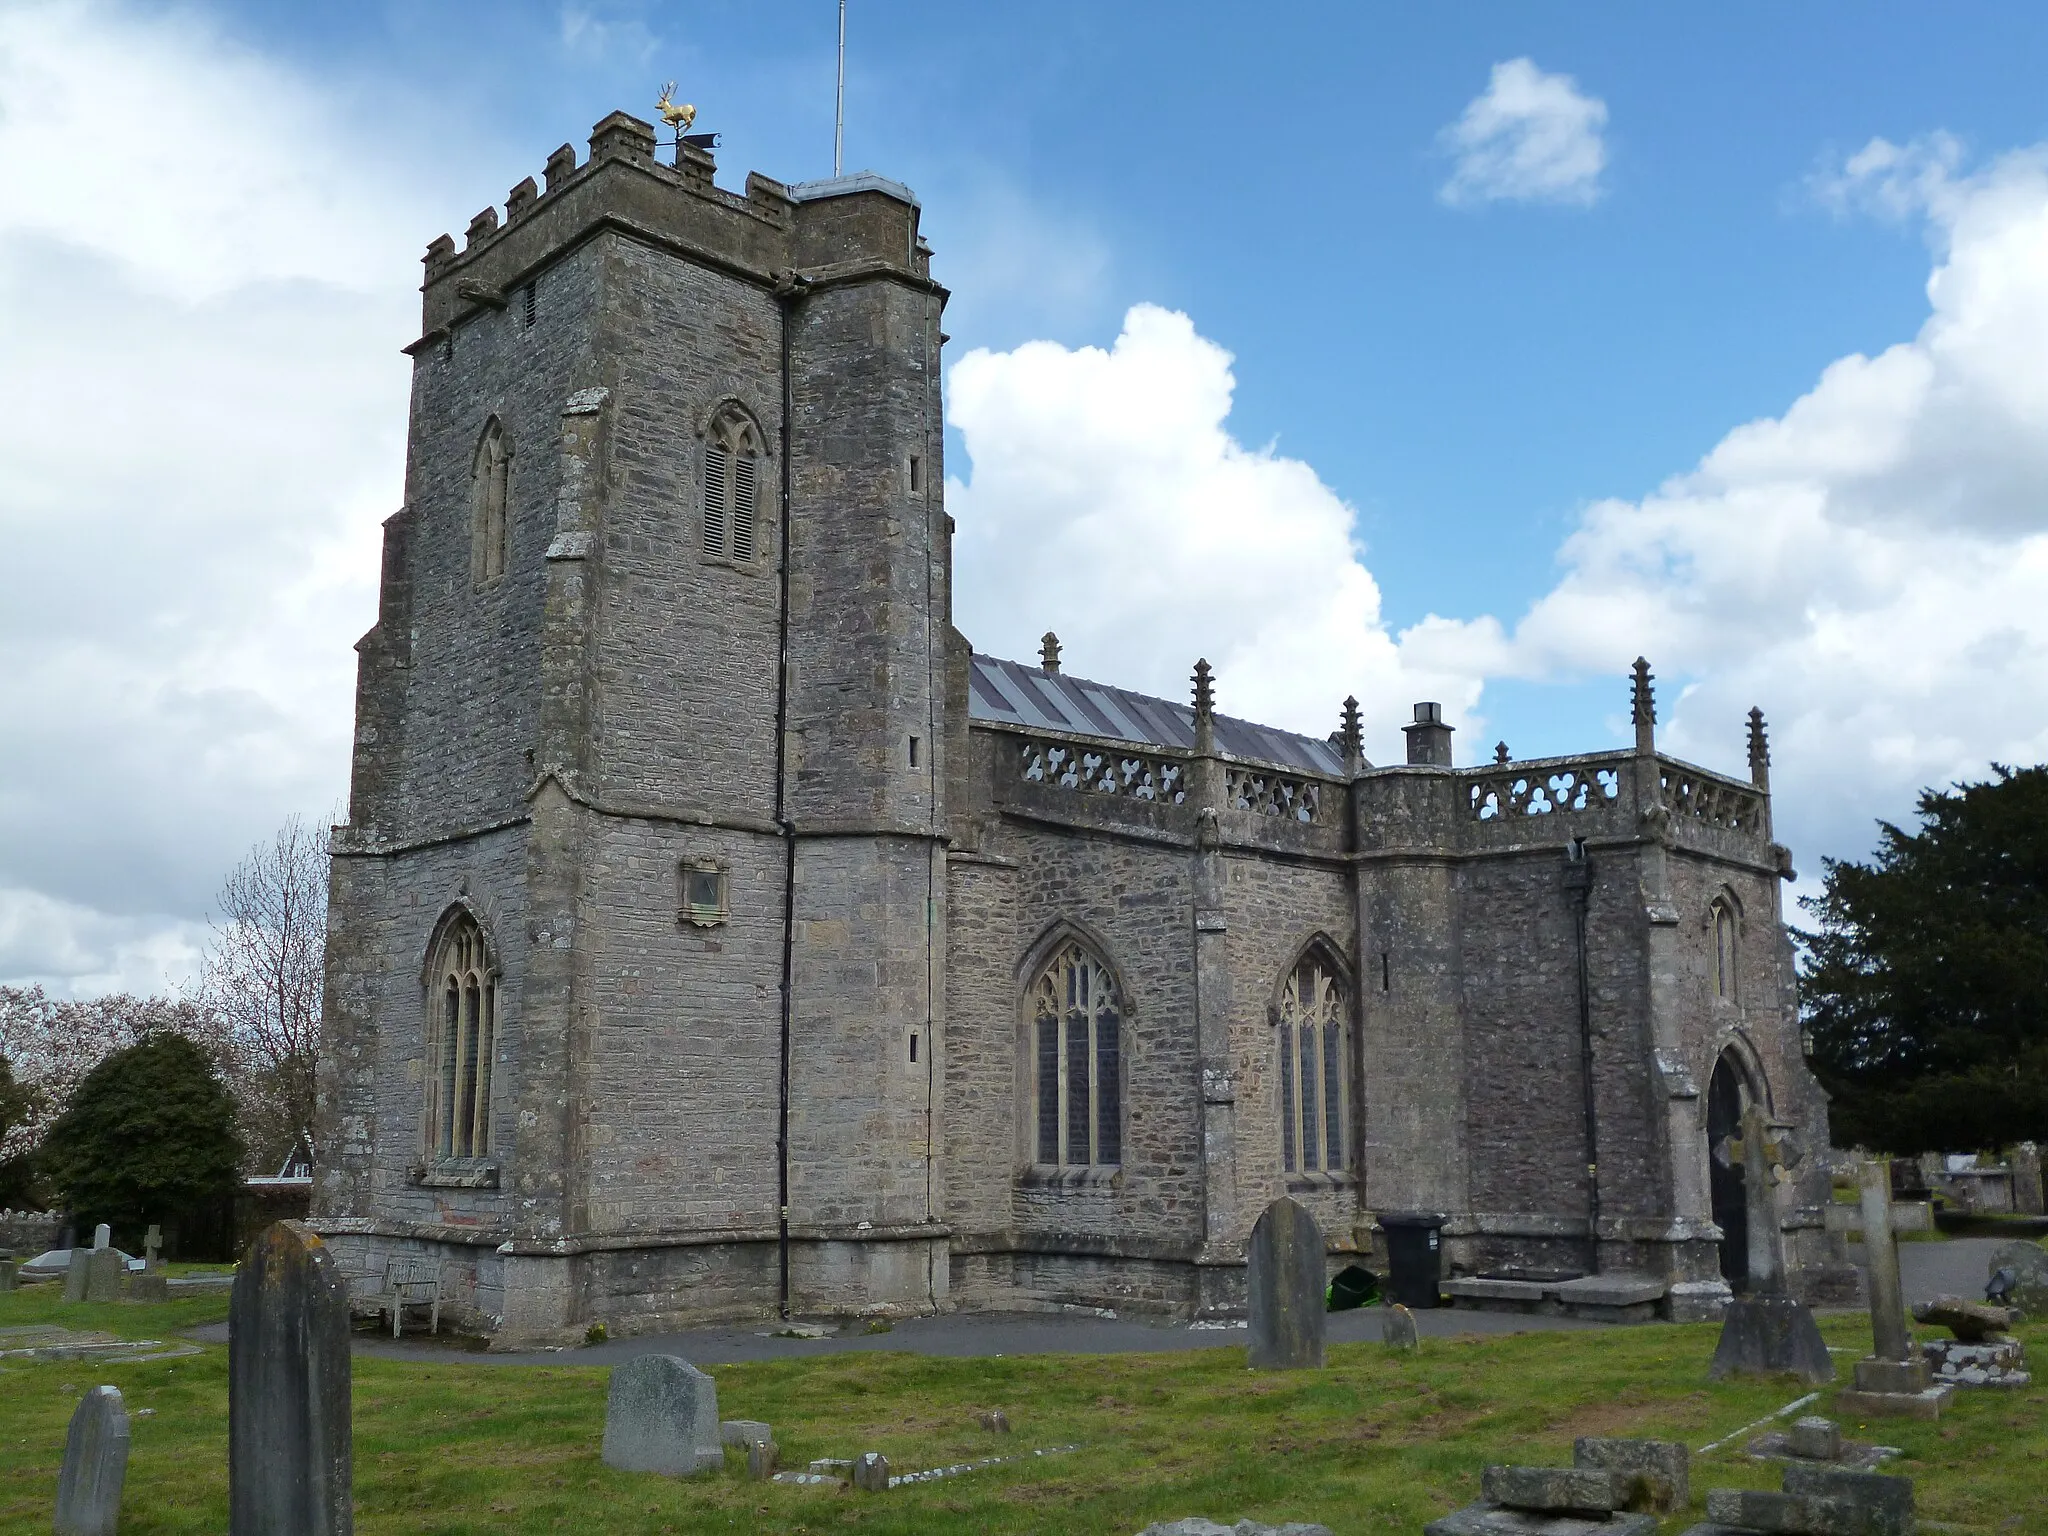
[372,1257,442,1339]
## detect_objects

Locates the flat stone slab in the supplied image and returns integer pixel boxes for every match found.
[1744,1429,1899,1473]
[1445,1278,1554,1304]
[720,1418,772,1446]
[1552,1275,1666,1307]
[1425,1505,1656,1535]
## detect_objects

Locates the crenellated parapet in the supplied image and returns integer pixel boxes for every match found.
[409,111,938,346]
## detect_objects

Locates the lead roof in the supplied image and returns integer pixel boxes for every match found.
[967,653,1351,777]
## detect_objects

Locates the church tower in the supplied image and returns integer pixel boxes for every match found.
[316,113,949,1343]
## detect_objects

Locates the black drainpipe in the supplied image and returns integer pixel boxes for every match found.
[1564,838,1600,1272]
[773,275,806,1319]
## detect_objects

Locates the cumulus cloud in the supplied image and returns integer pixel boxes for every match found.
[947,305,1474,756]
[1413,134,2048,860]
[1439,58,1608,208]
[0,1,428,994]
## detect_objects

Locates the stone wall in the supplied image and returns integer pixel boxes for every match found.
[0,1210,61,1257]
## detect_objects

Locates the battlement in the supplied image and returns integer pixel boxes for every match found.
[411,111,937,343]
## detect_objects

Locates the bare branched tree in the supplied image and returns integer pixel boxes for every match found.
[202,813,329,1171]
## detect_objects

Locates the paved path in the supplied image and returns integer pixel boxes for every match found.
[182,1236,2033,1366]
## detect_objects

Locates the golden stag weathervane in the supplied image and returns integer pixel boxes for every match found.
[656,82,696,134]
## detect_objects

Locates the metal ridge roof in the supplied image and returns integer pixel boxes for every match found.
[967,653,1350,778]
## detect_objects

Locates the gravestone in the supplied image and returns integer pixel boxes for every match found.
[84,1247,123,1304]
[0,1248,15,1293]
[1246,1196,1325,1370]
[1382,1302,1418,1351]
[1707,1107,1832,1385]
[143,1227,161,1265]
[1837,1160,1951,1420]
[229,1221,353,1534]
[1987,1239,2048,1314]
[601,1355,721,1476]
[62,1249,90,1303]
[852,1451,890,1492]
[53,1384,129,1536]
[2012,1143,2044,1215]
[745,1440,777,1480]
[92,1225,110,1251]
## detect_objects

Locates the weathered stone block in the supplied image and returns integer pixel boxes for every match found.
[602,1356,721,1476]
[1480,1466,1621,1514]
[1573,1436,1688,1512]
[852,1451,889,1492]
[745,1440,778,1480]
[1849,1357,1927,1395]
[1910,1293,2015,1341]
[720,1418,771,1447]
[1424,1506,1656,1535]
[1782,1463,1914,1535]
[83,1248,123,1304]
[1708,1295,1834,1384]
[1787,1416,1842,1461]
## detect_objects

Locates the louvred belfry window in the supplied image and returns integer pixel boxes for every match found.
[1027,941,1122,1167]
[702,408,764,562]
[1279,951,1350,1174]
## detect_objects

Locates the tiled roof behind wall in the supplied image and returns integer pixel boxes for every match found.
[967,653,1352,776]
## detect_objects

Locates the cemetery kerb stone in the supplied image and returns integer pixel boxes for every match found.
[229,1221,353,1535]
[53,1384,130,1536]
[602,1355,723,1476]
[1246,1196,1326,1370]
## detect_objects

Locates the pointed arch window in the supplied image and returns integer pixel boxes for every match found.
[1279,950,1350,1174]
[1712,898,1738,1002]
[426,911,496,1160]
[702,407,765,564]
[1026,940,1122,1167]
[471,418,510,588]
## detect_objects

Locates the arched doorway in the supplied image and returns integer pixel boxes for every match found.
[1706,1052,1751,1291]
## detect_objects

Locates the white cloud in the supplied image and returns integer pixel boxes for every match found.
[0,1,429,995]
[1412,134,2048,862]
[1439,58,1608,209]
[947,305,1473,758]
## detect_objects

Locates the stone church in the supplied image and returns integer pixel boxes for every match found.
[312,112,1848,1345]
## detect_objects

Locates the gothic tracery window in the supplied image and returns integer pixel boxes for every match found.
[1279,950,1350,1175]
[471,418,510,588]
[1712,898,1738,1002]
[427,911,496,1160]
[702,407,764,563]
[1027,941,1122,1167]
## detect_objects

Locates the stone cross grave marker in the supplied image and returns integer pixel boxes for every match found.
[602,1355,722,1476]
[1711,1104,1795,1293]
[1708,1106,1831,1384]
[144,1226,162,1266]
[229,1221,353,1534]
[1246,1196,1325,1370]
[53,1384,129,1536]
[1836,1159,1952,1420]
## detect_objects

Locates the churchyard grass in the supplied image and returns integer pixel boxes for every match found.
[1,1289,2043,1533]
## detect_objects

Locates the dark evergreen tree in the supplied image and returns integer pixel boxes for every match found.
[39,1033,243,1253]
[1801,764,2048,1152]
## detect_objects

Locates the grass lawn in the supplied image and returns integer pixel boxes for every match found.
[2,1285,2043,1534]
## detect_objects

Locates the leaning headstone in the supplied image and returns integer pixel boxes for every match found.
[84,1247,123,1304]
[1246,1196,1325,1370]
[852,1451,890,1492]
[602,1355,721,1476]
[229,1221,352,1535]
[53,1384,130,1536]
[1382,1302,1418,1351]
[62,1249,90,1304]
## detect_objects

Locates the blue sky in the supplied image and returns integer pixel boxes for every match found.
[5,0,2048,992]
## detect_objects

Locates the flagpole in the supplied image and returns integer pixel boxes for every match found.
[834,0,846,177]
